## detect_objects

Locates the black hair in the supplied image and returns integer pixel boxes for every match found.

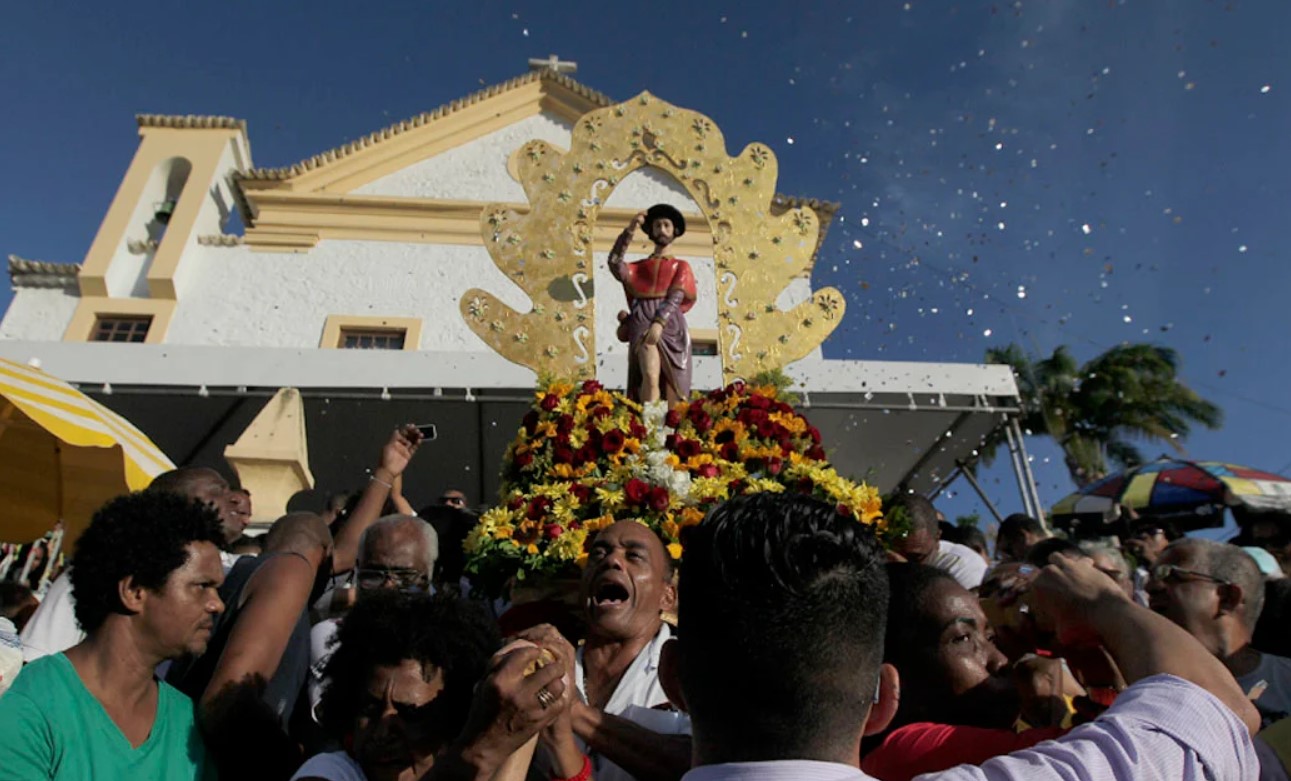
[1254,578,1291,658]
[70,491,225,633]
[1023,537,1088,568]
[148,466,227,497]
[678,492,888,761]
[1131,518,1183,542]
[318,591,500,742]
[887,493,940,536]
[943,525,989,555]
[997,514,1044,541]
[882,563,957,668]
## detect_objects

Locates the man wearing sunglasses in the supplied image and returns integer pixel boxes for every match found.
[1148,538,1291,728]
[308,514,439,719]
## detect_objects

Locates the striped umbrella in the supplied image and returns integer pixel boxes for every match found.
[0,358,174,543]
[1052,457,1291,530]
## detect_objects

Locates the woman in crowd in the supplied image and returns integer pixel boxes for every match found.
[295,590,570,781]
[861,563,1078,781]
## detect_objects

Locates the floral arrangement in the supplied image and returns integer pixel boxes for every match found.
[464,378,886,595]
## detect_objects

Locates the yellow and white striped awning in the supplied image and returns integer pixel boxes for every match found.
[0,358,174,542]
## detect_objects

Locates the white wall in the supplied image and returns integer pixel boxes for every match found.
[0,289,79,341]
[355,111,696,213]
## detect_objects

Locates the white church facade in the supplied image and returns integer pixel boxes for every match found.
[0,65,1038,523]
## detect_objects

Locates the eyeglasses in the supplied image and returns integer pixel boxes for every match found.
[354,567,429,592]
[1150,564,1230,586]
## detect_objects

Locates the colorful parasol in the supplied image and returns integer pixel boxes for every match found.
[1051,457,1291,530]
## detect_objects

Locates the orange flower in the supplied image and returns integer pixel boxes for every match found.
[679,507,705,528]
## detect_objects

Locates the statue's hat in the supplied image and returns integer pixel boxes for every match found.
[643,203,686,238]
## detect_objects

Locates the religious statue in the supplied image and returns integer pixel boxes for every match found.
[609,204,698,403]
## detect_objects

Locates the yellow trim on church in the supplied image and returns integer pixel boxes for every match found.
[64,297,178,344]
[320,315,424,351]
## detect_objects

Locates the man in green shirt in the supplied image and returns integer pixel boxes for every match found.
[0,490,226,780]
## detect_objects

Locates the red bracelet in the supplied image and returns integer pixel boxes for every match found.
[553,755,592,781]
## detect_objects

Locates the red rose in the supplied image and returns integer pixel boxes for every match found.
[756,420,779,439]
[591,405,611,420]
[797,477,814,493]
[747,394,772,410]
[557,414,575,434]
[692,412,713,434]
[514,451,534,469]
[554,446,575,464]
[719,441,740,461]
[576,444,597,464]
[581,380,603,394]
[630,421,648,439]
[688,404,708,424]
[773,402,794,415]
[508,495,526,510]
[665,409,682,428]
[837,503,853,517]
[808,426,822,445]
[527,496,553,520]
[571,483,592,502]
[807,445,826,461]
[696,463,720,478]
[624,478,651,505]
[544,524,564,539]
[649,486,671,512]
[523,410,540,433]
[665,433,679,450]
[729,479,747,494]
[541,394,559,411]
[602,428,626,454]
[766,457,783,475]
[677,438,702,459]
[739,408,768,427]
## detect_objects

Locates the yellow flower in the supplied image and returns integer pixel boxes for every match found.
[667,543,683,560]
[662,519,680,540]
[679,507,705,528]
[596,487,625,512]
[768,411,807,434]
[552,463,576,479]
[745,478,786,494]
[690,477,730,502]
[665,453,682,468]
[535,421,557,439]
[493,526,515,540]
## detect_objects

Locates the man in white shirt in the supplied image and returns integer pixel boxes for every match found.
[888,493,986,589]
[1148,537,1291,728]
[520,520,691,781]
[668,491,1260,781]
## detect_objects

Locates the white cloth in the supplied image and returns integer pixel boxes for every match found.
[1239,652,1291,727]
[928,540,988,590]
[574,623,692,781]
[308,617,341,720]
[681,676,1256,781]
[0,616,24,694]
[290,750,366,781]
[18,570,82,662]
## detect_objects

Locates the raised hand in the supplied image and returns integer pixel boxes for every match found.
[379,424,424,478]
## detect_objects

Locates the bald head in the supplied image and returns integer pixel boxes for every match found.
[264,512,333,559]
[1170,539,1266,628]
[148,467,240,545]
[357,515,438,579]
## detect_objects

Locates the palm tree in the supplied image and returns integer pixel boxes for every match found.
[982,343,1222,487]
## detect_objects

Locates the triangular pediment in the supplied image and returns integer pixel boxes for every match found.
[237,70,612,196]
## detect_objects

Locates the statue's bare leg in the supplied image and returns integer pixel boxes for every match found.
[636,341,663,403]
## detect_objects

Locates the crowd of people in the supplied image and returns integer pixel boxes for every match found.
[1,423,1291,781]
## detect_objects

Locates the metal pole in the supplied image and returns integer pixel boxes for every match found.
[1010,418,1048,531]
[954,460,1005,523]
[1003,420,1036,519]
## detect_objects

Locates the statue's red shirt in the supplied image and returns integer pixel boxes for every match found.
[618,257,697,314]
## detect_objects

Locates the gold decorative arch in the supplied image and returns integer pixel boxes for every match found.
[460,91,845,383]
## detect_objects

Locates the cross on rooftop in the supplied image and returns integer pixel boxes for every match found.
[528,54,578,74]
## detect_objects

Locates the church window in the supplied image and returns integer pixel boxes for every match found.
[340,328,406,350]
[91,315,152,343]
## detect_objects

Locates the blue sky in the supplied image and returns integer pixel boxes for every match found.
[1,1,1287,532]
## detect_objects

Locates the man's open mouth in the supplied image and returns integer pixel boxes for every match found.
[592,581,630,607]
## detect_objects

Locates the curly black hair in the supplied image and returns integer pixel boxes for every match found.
[319,591,500,741]
[70,491,225,633]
